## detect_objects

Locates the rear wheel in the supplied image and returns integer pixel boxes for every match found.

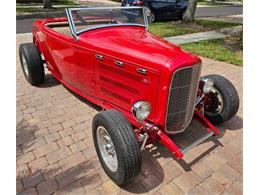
[19,43,44,85]
[202,74,239,124]
[92,109,142,186]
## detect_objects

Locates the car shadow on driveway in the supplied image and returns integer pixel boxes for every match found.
[64,86,102,112]
[36,73,61,88]
[120,151,165,193]
[147,114,243,172]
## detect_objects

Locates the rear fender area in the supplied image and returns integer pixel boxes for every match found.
[32,24,43,55]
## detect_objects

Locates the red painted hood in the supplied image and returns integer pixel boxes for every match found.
[78,26,200,72]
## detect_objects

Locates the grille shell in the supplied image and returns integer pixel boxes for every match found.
[165,64,201,134]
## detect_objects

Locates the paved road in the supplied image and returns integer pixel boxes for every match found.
[17,19,41,34]
[16,33,243,194]
[195,5,242,17]
[16,5,242,34]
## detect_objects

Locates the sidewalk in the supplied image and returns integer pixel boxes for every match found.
[16,32,242,195]
[165,25,242,45]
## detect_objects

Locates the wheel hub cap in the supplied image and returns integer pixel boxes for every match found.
[21,54,29,77]
[205,87,224,116]
[96,126,118,172]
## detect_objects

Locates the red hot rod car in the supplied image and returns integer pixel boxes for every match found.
[19,7,239,185]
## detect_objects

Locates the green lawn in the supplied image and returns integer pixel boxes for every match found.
[149,22,199,38]
[149,19,241,38]
[181,38,243,66]
[195,19,241,29]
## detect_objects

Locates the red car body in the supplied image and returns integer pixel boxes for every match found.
[33,17,198,124]
[31,16,218,159]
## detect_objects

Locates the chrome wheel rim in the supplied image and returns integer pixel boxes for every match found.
[21,54,29,77]
[96,126,118,172]
[205,87,224,117]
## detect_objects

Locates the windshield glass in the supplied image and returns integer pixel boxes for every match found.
[66,7,147,35]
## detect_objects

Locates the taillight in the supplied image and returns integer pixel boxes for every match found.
[133,1,144,6]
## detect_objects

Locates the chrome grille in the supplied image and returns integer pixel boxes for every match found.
[166,64,201,134]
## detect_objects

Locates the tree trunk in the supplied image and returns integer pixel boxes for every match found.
[43,0,52,9]
[211,0,216,3]
[183,0,198,23]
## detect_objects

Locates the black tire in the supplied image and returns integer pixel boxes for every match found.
[92,109,142,186]
[202,74,239,124]
[19,43,44,85]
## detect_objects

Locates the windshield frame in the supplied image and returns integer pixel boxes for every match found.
[65,7,148,40]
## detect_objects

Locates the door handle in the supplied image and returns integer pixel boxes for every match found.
[136,68,147,75]
[95,54,104,60]
[114,61,124,67]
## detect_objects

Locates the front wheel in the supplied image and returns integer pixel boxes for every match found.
[202,74,239,124]
[92,109,142,186]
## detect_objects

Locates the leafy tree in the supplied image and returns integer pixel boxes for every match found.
[43,0,52,8]
[183,0,198,23]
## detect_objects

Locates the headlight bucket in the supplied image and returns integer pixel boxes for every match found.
[132,101,151,122]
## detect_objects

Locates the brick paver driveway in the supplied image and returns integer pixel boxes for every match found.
[16,33,243,195]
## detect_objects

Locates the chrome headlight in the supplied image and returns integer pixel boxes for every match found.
[132,101,151,122]
[202,78,214,94]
